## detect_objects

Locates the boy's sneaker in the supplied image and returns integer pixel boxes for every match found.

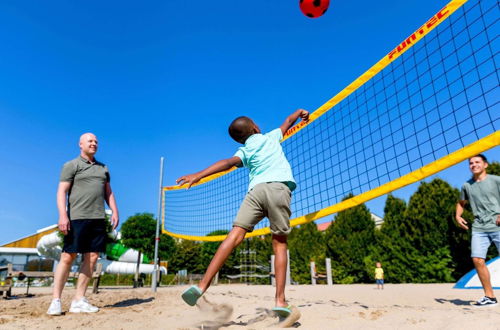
[46,299,62,316]
[69,298,99,313]
[473,296,498,307]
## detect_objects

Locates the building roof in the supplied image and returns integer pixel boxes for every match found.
[0,247,38,254]
[1,224,57,248]
[316,213,384,231]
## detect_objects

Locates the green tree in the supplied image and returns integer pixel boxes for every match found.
[120,213,176,261]
[325,195,375,283]
[366,194,414,283]
[169,239,202,273]
[198,230,239,277]
[169,239,203,274]
[248,235,273,284]
[288,222,326,284]
[121,213,176,285]
[398,179,458,282]
[487,161,500,175]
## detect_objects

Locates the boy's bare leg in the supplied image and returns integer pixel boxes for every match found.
[473,257,495,298]
[198,226,247,292]
[272,234,288,308]
[52,252,77,299]
[74,252,99,301]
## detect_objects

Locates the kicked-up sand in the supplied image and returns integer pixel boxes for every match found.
[1,284,499,329]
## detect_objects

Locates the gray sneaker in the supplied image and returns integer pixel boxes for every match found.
[473,296,498,307]
[46,299,62,316]
[69,298,99,313]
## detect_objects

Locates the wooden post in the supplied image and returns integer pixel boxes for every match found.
[310,261,316,285]
[326,258,333,286]
[92,263,103,294]
[134,252,141,288]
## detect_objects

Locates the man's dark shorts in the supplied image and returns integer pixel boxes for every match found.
[63,219,107,253]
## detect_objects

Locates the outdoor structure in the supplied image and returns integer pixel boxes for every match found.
[0,247,53,272]
[454,257,500,289]
[1,224,167,281]
[1,225,58,272]
[310,259,333,285]
[316,213,384,232]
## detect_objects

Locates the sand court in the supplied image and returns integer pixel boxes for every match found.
[1,284,499,329]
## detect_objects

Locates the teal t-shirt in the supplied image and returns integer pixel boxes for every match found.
[460,174,500,232]
[234,128,296,192]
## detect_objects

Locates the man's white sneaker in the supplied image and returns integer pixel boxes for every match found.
[46,299,62,316]
[69,298,99,313]
[473,296,498,307]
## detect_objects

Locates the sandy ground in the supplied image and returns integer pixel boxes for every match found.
[1,284,499,329]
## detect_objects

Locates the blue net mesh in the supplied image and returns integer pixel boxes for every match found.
[164,0,499,240]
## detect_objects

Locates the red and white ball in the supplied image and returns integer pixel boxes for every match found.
[299,0,330,18]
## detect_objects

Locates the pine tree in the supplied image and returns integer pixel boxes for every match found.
[288,221,326,284]
[169,239,203,274]
[367,194,416,283]
[399,179,458,282]
[199,230,239,277]
[487,161,500,175]
[325,195,375,283]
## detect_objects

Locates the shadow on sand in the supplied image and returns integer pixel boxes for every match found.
[104,297,154,308]
[434,298,473,306]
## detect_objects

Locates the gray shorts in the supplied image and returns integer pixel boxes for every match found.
[233,182,292,236]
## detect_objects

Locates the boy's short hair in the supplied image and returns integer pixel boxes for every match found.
[228,116,254,143]
[469,154,488,163]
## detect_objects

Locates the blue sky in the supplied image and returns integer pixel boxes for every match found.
[0,0,498,244]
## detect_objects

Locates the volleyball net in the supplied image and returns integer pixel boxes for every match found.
[162,0,499,242]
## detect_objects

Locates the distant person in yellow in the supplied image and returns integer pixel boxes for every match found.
[375,262,384,290]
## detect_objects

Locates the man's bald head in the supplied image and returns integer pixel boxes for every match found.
[79,133,98,158]
[228,116,259,143]
[79,133,97,144]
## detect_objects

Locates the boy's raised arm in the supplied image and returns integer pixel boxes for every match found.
[280,109,309,135]
[176,156,242,188]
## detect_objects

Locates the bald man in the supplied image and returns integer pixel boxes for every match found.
[47,133,119,315]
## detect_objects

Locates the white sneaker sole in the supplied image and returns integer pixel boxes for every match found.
[473,303,498,308]
[69,308,99,313]
[46,311,62,316]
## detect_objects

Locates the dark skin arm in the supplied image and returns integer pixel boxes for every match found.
[178,108,309,188]
[176,156,242,188]
[280,109,309,135]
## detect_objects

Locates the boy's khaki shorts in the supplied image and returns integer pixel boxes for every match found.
[233,182,292,235]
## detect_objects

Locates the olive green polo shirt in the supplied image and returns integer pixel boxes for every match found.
[60,156,110,220]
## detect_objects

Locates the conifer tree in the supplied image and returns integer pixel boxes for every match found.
[199,230,239,276]
[288,221,326,284]
[325,195,375,283]
[400,178,458,282]
[366,194,415,283]
[487,161,500,175]
[169,239,203,274]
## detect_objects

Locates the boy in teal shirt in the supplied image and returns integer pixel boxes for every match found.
[177,109,309,317]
